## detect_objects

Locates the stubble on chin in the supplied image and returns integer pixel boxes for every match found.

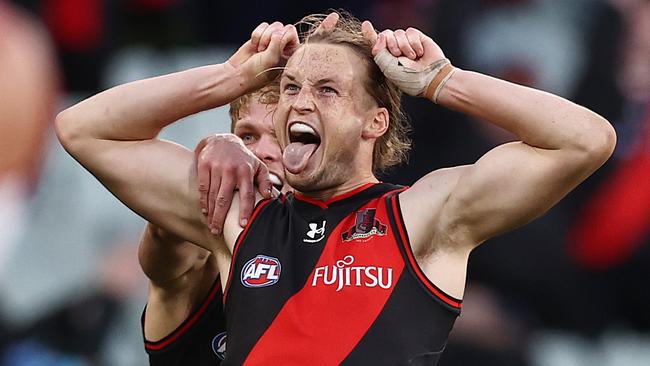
[288,145,356,194]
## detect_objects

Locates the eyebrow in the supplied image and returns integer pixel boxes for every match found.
[283,72,339,86]
[233,120,257,132]
[234,119,276,136]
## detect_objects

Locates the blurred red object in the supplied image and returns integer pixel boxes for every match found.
[42,0,103,51]
[569,108,650,269]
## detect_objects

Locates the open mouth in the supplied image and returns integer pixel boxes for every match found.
[288,122,321,145]
[283,122,321,174]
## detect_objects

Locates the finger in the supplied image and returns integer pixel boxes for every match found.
[317,12,339,33]
[372,33,387,56]
[419,32,440,60]
[207,172,222,228]
[258,21,284,52]
[197,159,211,216]
[382,30,401,57]
[406,28,424,58]
[361,21,378,46]
[236,166,256,227]
[251,22,269,50]
[395,29,417,59]
[210,173,236,235]
[281,24,299,58]
[254,163,273,199]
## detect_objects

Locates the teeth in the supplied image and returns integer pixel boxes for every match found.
[269,173,282,187]
[290,122,317,136]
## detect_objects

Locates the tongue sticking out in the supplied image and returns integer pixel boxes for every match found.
[283,142,317,174]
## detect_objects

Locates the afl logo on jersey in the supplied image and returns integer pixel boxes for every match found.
[211,332,227,360]
[241,255,281,288]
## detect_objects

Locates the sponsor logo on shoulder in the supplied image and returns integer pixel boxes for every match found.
[304,220,326,243]
[211,332,227,360]
[241,255,281,288]
[341,208,387,242]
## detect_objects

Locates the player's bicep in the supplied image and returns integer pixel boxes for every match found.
[71,137,212,247]
[447,141,589,244]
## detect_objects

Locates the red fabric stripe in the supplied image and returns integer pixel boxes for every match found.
[144,280,222,351]
[223,199,272,303]
[243,197,404,365]
[389,196,462,309]
[294,182,377,208]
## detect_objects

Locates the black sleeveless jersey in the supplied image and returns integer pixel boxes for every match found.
[142,276,227,365]
[223,183,462,366]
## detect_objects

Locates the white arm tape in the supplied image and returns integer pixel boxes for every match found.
[373,49,450,97]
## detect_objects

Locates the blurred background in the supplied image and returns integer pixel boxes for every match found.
[1,0,649,365]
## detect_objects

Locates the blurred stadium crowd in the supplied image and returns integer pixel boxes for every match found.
[0,0,649,365]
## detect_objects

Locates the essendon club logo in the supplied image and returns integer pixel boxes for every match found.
[241,255,281,288]
[341,208,387,242]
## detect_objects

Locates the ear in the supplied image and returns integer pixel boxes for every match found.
[362,107,389,139]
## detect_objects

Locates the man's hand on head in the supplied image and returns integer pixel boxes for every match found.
[227,21,299,92]
[361,22,452,100]
[195,134,273,235]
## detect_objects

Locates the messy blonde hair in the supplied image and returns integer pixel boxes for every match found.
[228,83,280,132]
[296,10,411,173]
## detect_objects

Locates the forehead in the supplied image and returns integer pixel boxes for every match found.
[283,43,366,85]
[234,100,275,131]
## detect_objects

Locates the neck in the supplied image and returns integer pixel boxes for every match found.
[294,172,379,202]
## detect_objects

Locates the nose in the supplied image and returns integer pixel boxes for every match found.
[251,134,281,163]
[292,86,315,113]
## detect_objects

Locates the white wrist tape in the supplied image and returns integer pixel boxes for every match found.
[373,49,451,97]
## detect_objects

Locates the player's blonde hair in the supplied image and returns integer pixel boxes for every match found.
[229,83,280,132]
[296,10,411,173]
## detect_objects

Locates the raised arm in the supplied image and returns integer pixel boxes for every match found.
[55,22,298,249]
[364,24,616,253]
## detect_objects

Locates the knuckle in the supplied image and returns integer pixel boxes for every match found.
[198,183,208,192]
[237,164,253,175]
[242,190,256,200]
[221,165,236,175]
[216,195,229,207]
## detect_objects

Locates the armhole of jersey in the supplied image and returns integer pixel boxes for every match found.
[222,198,273,305]
[385,192,462,314]
[142,275,222,352]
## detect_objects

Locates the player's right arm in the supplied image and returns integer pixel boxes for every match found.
[138,223,219,341]
[55,22,298,250]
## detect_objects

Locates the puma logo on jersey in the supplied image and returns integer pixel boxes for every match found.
[304,220,326,243]
[241,255,281,288]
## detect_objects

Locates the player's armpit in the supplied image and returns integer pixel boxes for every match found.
[138,223,211,287]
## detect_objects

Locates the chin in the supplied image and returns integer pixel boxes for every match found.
[286,168,341,195]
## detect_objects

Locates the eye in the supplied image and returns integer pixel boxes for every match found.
[284,83,300,95]
[321,86,338,95]
[240,134,256,144]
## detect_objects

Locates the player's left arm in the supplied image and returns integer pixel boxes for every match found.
[363,23,617,252]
